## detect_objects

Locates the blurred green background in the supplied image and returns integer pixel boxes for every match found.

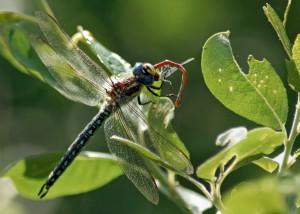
[0,0,299,213]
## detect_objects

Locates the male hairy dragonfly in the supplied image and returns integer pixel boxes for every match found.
[30,11,193,204]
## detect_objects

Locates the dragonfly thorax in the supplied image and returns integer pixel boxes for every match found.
[107,77,142,103]
[133,63,159,85]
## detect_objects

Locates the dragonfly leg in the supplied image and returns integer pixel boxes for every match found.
[148,71,174,90]
[154,60,187,107]
[165,93,178,98]
[145,86,179,105]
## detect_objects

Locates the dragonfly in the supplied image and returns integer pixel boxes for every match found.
[29,11,193,204]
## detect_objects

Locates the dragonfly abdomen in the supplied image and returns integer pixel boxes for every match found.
[38,102,114,198]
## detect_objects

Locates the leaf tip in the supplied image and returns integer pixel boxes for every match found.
[247,55,254,62]
[263,3,270,11]
[223,30,230,37]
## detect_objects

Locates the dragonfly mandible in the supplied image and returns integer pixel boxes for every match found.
[29,11,193,204]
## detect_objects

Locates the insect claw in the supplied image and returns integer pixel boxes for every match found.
[175,99,182,108]
[165,93,177,98]
[38,183,49,198]
[162,79,172,85]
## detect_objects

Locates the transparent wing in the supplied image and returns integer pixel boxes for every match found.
[161,58,194,78]
[119,99,194,175]
[30,34,105,106]
[77,28,132,76]
[35,11,112,91]
[104,109,159,204]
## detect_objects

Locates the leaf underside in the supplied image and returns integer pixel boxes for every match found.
[201,31,288,130]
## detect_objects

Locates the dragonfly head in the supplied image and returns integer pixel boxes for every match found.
[133,63,160,85]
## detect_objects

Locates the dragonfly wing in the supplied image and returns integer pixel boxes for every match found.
[104,109,159,204]
[79,29,132,76]
[161,58,194,78]
[119,99,194,175]
[35,11,112,91]
[30,34,104,106]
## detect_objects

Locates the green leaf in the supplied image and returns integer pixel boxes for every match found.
[1,152,123,200]
[293,35,300,61]
[223,177,288,214]
[252,157,278,173]
[0,12,41,76]
[0,14,102,105]
[111,133,191,174]
[292,34,300,72]
[263,4,292,59]
[0,12,61,84]
[0,21,34,76]
[146,97,190,157]
[285,35,300,92]
[201,32,288,130]
[8,27,53,81]
[224,173,300,213]
[111,135,185,175]
[196,128,285,182]
[286,60,300,92]
[215,127,278,173]
[278,173,300,211]
[111,136,162,162]
[74,27,131,76]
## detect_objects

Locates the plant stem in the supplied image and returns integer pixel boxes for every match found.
[210,159,238,213]
[279,93,300,173]
[213,195,226,213]
[0,12,37,24]
[16,13,37,24]
[177,171,212,201]
[146,161,193,214]
[283,0,292,27]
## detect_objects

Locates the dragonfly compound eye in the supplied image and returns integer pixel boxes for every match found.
[133,63,143,76]
[132,63,155,85]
